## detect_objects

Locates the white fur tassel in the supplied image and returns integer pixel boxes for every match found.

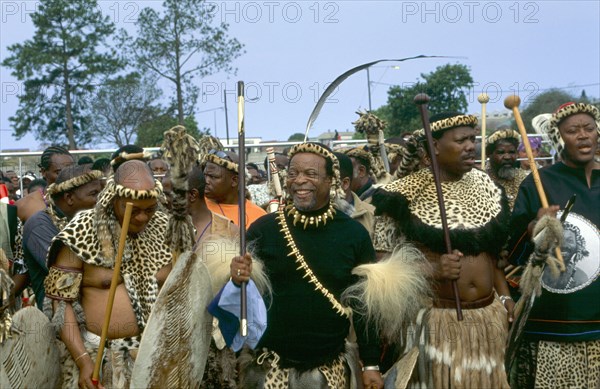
[343,245,432,341]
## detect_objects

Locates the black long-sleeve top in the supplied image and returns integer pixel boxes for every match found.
[248,206,381,369]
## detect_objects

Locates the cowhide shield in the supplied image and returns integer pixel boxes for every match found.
[131,250,212,388]
[0,307,61,388]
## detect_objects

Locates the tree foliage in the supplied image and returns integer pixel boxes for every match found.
[121,0,244,124]
[2,0,122,149]
[376,64,474,137]
[135,113,207,147]
[287,133,305,142]
[520,89,576,132]
[89,73,163,147]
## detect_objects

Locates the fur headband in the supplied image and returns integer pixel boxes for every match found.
[487,129,520,145]
[288,142,343,199]
[431,115,478,133]
[533,103,600,155]
[204,153,239,173]
[46,171,103,197]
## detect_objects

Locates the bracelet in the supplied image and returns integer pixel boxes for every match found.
[362,365,380,372]
[74,352,89,363]
[499,295,513,306]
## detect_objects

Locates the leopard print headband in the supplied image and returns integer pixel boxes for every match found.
[288,143,342,198]
[431,115,478,133]
[96,177,164,209]
[94,177,163,260]
[46,171,103,197]
[204,153,239,173]
[548,103,600,155]
[486,129,520,145]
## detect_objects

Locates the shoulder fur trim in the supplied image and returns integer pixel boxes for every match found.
[373,170,511,256]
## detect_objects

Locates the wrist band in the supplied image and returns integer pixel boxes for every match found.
[74,352,89,363]
[362,365,380,372]
[499,295,513,306]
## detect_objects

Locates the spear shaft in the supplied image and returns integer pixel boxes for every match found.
[414,94,463,321]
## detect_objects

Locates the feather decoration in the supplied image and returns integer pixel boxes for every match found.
[532,113,560,154]
[505,215,563,375]
[303,55,466,140]
[160,126,201,262]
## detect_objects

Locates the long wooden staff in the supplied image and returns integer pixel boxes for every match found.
[504,96,565,270]
[266,147,284,213]
[237,81,248,337]
[478,93,490,170]
[414,94,463,321]
[92,202,133,386]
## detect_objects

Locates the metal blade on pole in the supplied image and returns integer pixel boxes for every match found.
[237,81,248,337]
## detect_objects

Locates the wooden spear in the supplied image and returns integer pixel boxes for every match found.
[92,202,133,386]
[414,94,463,321]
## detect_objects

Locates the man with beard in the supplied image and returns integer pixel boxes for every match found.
[507,102,600,388]
[485,128,530,210]
[44,160,172,388]
[372,112,513,388]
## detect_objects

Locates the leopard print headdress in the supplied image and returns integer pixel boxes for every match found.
[343,146,378,182]
[287,142,343,200]
[46,170,103,200]
[204,152,239,173]
[542,102,600,156]
[45,167,103,230]
[95,177,164,260]
[486,129,520,146]
[430,114,478,133]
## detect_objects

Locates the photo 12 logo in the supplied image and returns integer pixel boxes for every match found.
[201,81,340,104]
[401,1,540,24]
[201,1,340,24]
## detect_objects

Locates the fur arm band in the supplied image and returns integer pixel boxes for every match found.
[44,265,83,301]
[43,265,86,334]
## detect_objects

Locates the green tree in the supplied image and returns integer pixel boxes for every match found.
[2,0,122,149]
[121,0,244,124]
[378,64,474,137]
[520,89,576,132]
[287,133,305,142]
[135,112,206,147]
[89,73,163,147]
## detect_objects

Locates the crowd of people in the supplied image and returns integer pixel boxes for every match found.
[0,101,598,388]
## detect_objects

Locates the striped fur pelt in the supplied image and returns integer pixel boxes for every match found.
[409,299,510,389]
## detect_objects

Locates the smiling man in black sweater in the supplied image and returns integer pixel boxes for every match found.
[231,142,383,388]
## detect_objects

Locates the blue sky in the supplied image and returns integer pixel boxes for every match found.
[1,0,599,150]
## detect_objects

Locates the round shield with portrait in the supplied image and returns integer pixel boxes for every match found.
[541,211,600,294]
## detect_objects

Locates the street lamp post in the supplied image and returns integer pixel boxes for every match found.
[199,107,224,139]
[224,89,230,145]
[366,67,372,111]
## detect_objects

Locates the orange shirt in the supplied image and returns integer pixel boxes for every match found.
[205,198,267,229]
